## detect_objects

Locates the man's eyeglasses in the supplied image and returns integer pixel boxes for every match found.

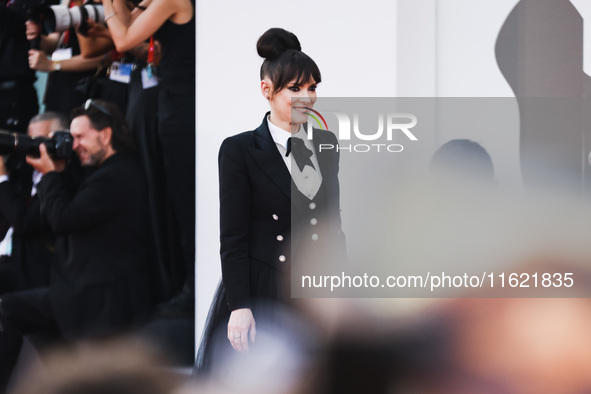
[84,99,111,117]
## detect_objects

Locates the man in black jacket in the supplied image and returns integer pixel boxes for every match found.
[0,112,70,294]
[0,100,151,392]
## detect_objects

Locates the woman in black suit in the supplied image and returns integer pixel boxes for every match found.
[195,27,344,373]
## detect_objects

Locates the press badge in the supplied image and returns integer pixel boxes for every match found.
[141,67,158,89]
[51,48,73,61]
[109,62,132,84]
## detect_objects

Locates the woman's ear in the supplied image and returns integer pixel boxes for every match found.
[261,79,272,100]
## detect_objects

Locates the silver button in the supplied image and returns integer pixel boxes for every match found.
[311,234,319,241]
[310,218,317,226]
[272,214,278,220]
[309,202,316,210]
[276,235,284,241]
[279,255,286,262]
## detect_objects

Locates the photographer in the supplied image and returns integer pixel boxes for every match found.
[26,0,105,115]
[0,99,151,392]
[0,0,39,133]
[0,112,71,295]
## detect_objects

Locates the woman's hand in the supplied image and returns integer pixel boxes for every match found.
[25,20,41,41]
[227,308,256,352]
[0,156,8,177]
[28,49,53,72]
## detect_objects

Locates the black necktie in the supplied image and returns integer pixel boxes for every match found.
[285,137,315,171]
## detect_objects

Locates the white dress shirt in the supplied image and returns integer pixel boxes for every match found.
[267,117,322,199]
[0,175,10,255]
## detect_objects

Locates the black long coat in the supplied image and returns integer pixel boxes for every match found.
[195,113,344,373]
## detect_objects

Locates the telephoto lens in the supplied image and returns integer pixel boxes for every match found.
[42,3,104,34]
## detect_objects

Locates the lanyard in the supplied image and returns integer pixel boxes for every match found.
[146,35,155,78]
[147,36,155,64]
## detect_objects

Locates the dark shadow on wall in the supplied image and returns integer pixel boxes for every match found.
[496,0,591,194]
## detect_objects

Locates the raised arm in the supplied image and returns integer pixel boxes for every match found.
[101,0,190,52]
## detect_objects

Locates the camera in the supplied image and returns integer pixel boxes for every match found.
[13,0,106,38]
[42,3,104,35]
[11,0,60,49]
[0,130,73,160]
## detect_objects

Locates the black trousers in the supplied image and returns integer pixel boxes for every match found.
[126,69,184,302]
[0,288,61,393]
[157,81,196,291]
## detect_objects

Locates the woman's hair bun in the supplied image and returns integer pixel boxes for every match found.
[257,28,301,60]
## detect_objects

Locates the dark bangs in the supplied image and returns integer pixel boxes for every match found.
[261,49,321,94]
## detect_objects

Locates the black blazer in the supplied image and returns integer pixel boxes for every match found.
[0,163,53,290]
[37,153,151,340]
[219,114,343,311]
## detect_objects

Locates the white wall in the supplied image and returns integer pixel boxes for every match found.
[195,0,398,346]
[396,0,522,189]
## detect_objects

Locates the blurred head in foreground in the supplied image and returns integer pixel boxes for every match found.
[297,294,591,394]
[12,338,183,394]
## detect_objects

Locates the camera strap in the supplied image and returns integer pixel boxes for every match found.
[60,30,69,48]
